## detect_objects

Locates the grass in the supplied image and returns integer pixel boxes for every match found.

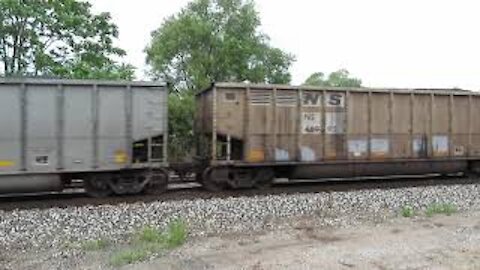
[135,220,187,248]
[401,205,415,218]
[76,239,109,251]
[137,219,187,248]
[138,226,164,243]
[425,203,457,217]
[109,219,188,266]
[110,248,150,267]
[164,219,188,248]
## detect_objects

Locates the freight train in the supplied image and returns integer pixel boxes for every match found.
[1,78,479,196]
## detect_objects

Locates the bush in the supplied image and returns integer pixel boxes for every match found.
[110,220,188,266]
[425,203,457,217]
[168,93,195,161]
[401,205,415,218]
[137,220,187,248]
[164,219,187,248]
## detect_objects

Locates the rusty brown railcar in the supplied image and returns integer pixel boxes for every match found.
[195,82,480,190]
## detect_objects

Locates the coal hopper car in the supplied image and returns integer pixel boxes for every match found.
[195,82,480,190]
[0,78,168,196]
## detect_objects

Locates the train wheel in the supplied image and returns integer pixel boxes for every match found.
[202,167,228,192]
[84,175,113,198]
[144,169,169,195]
[253,168,275,189]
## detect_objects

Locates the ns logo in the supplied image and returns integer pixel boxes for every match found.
[302,92,345,107]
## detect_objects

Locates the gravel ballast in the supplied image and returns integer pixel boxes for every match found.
[1,182,480,251]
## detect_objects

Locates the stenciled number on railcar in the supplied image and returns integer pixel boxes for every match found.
[302,112,322,134]
[325,112,345,134]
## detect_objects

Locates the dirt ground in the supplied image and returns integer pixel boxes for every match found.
[130,212,480,270]
[4,211,480,270]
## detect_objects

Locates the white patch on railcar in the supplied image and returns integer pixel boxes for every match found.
[300,146,316,161]
[325,112,345,134]
[454,145,465,156]
[433,135,449,155]
[275,148,290,161]
[413,137,427,155]
[302,112,322,134]
[371,138,390,156]
[348,139,367,157]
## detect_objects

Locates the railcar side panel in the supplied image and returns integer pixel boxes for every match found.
[25,85,58,172]
[0,85,22,172]
[63,85,95,170]
[196,83,480,178]
[0,79,167,174]
[391,94,411,158]
[452,96,469,158]
[471,97,480,156]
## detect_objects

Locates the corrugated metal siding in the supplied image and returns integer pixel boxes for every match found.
[197,82,480,164]
[0,79,167,175]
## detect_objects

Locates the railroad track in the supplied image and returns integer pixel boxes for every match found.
[0,175,478,211]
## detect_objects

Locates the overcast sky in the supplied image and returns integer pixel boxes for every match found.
[90,0,480,90]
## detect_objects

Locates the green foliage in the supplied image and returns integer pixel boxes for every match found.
[168,93,195,161]
[163,219,187,248]
[110,220,188,266]
[136,220,187,248]
[81,239,109,251]
[425,203,457,217]
[146,0,294,93]
[109,248,150,267]
[401,205,415,218]
[147,0,294,160]
[303,69,362,87]
[0,0,134,79]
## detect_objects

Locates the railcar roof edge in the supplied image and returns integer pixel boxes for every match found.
[197,82,478,96]
[0,78,167,87]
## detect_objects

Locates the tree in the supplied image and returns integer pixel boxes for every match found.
[168,93,195,161]
[146,0,294,160]
[303,69,362,87]
[145,0,294,93]
[0,0,134,80]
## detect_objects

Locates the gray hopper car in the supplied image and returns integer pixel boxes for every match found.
[195,82,480,190]
[0,78,168,196]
